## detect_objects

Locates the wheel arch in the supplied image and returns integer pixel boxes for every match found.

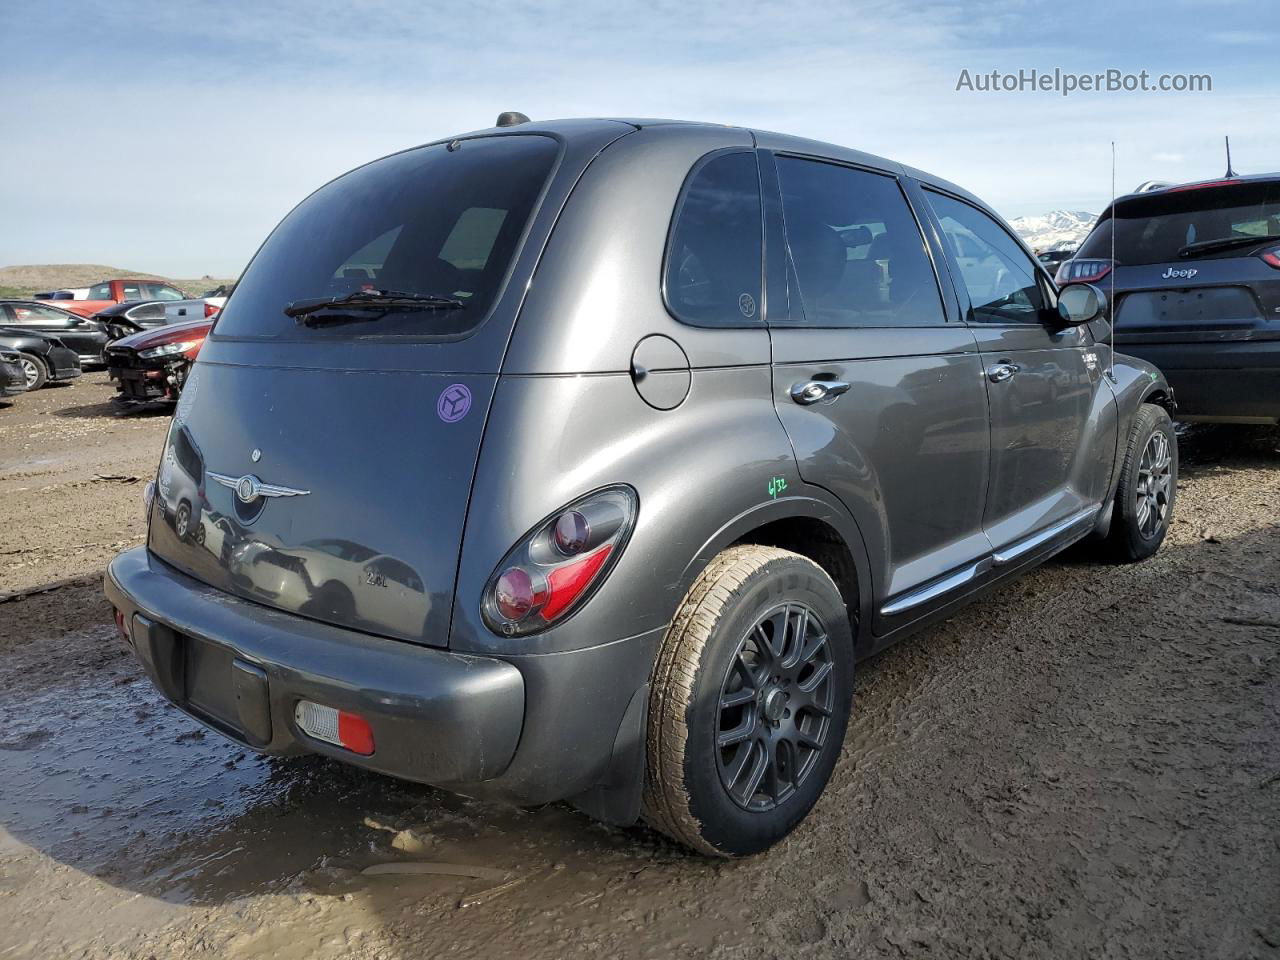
[678,492,874,655]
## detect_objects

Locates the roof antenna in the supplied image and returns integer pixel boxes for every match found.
[495,111,531,128]
[1108,139,1117,382]
[1224,135,1237,178]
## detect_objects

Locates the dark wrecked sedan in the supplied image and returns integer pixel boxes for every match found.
[107,116,1175,857]
[0,349,27,397]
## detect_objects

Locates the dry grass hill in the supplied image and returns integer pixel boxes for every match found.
[0,264,237,299]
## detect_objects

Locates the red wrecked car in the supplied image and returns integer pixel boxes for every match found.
[105,317,212,406]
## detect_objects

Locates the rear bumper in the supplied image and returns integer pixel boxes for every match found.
[105,547,660,809]
[105,547,526,786]
[1118,339,1280,422]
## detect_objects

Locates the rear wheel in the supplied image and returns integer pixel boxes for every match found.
[174,501,193,540]
[17,353,47,391]
[1105,403,1177,562]
[643,545,854,857]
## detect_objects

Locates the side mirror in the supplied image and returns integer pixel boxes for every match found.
[1057,282,1108,326]
[66,316,85,326]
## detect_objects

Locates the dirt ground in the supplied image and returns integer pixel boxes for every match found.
[1,375,1277,960]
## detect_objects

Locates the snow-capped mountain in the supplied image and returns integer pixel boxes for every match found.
[1007,210,1097,253]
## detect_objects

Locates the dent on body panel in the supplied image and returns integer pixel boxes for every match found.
[451,366,792,655]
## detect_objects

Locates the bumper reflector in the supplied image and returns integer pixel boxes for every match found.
[295,700,375,756]
[113,608,130,642]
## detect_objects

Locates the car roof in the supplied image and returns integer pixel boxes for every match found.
[1108,171,1280,209]
[422,116,1003,222]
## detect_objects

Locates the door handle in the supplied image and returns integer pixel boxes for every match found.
[790,379,851,405]
[987,362,1020,384]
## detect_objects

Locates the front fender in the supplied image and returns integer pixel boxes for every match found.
[1105,352,1175,498]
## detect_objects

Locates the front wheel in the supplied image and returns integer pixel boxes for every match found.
[1105,403,1177,562]
[17,353,47,391]
[643,545,854,857]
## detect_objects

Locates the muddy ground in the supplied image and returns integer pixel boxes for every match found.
[0,376,1277,960]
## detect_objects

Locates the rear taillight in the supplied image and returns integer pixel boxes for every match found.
[1260,246,1280,269]
[1056,258,1113,285]
[204,302,220,318]
[482,486,638,637]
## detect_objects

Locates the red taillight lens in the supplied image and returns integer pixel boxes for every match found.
[553,510,590,555]
[1260,246,1280,269]
[483,486,637,637]
[337,711,375,756]
[1056,258,1113,285]
[495,566,538,620]
[542,544,613,621]
[204,303,220,318]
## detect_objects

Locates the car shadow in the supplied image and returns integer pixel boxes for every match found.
[52,397,172,419]
[1176,421,1280,473]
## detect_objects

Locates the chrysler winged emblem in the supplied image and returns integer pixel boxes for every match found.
[208,472,311,504]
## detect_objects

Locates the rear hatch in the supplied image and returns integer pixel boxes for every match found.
[146,123,634,647]
[1073,178,1280,347]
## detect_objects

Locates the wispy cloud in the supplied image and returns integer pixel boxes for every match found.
[1,0,1274,273]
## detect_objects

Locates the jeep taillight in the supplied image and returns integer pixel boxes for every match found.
[1260,245,1280,269]
[482,486,638,637]
[1056,258,1113,285]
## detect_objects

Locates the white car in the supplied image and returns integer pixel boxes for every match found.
[163,284,234,325]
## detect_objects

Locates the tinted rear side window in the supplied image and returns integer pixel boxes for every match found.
[774,157,944,327]
[1077,180,1280,264]
[216,135,559,339]
[664,151,762,327]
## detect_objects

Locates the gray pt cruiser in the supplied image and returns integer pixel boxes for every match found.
[106,116,1177,856]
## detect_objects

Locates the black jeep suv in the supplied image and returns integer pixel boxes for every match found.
[1060,174,1280,423]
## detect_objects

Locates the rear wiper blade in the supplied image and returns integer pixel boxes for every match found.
[285,289,465,321]
[1177,233,1280,258]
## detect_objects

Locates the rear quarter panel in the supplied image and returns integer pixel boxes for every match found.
[449,367,808,656]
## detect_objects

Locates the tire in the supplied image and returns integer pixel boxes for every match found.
[17,353,47,391]
[643,545,854,857]
[1105,402,1177,562]
[174,501,193,540]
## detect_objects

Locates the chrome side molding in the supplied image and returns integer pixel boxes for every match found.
[879,505,1101,617]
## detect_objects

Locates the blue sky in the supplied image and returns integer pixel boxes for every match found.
[2,0,1275,276]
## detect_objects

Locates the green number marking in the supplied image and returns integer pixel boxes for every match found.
[768,476,789,499]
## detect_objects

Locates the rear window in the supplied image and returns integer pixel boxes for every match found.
[215,135,560,339]
[1078,180,1280,264]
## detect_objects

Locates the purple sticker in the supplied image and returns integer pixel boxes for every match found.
[437,383,472,422]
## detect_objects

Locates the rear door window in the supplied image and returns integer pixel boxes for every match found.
[663,150,763,327]
[927,191,1046,325]
[773,157,944,327]
[215,135,560,339]
[1077,180,1280,264]
[144,283,186,301]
